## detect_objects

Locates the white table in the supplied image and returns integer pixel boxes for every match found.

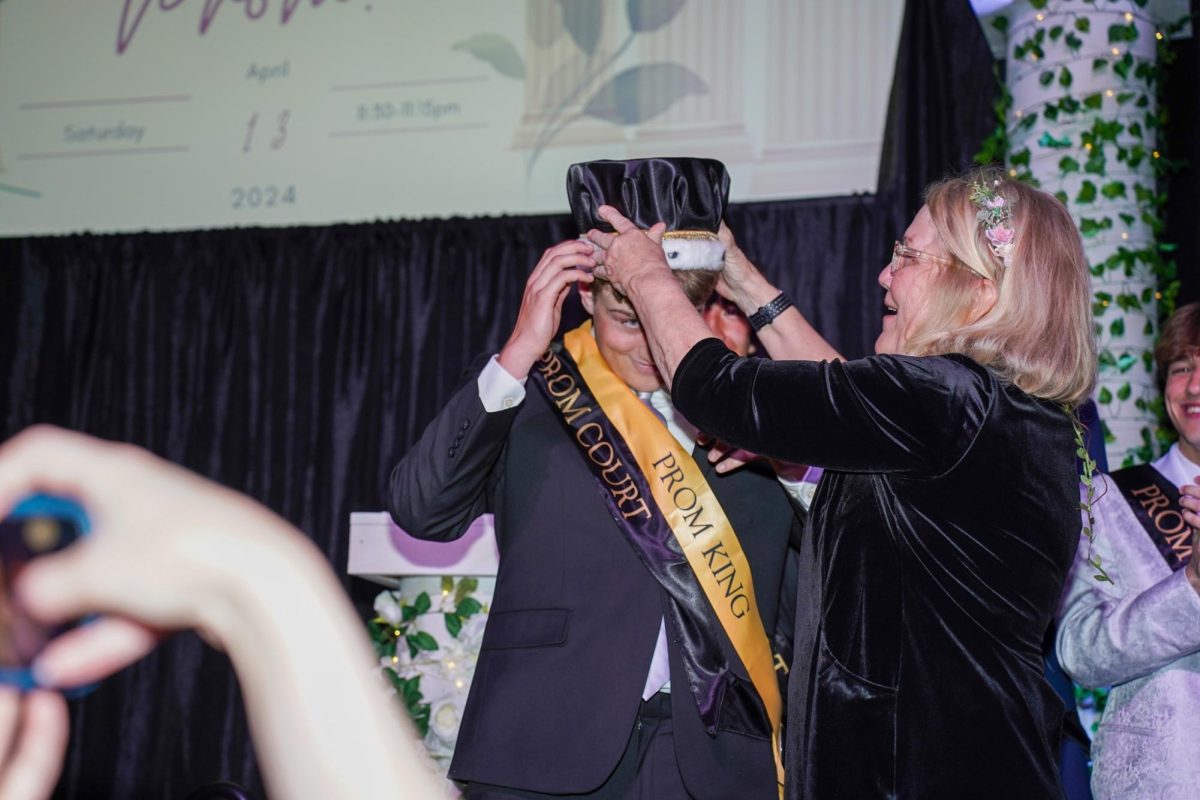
[348,511,499,584]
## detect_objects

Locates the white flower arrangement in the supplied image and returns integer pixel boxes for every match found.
[367,576,489,774]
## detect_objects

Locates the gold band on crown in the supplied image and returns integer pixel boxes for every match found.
[661,230,719,241]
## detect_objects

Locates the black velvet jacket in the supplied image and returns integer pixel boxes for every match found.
[674,339,1077,800]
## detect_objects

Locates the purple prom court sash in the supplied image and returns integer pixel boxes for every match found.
[1110,464,1194,570]
[530,322,784,794]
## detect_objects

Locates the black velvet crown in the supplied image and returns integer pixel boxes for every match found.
[566,158,730,270]
[566,157,729,234]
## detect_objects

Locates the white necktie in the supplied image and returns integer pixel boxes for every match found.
[639,390,674,698]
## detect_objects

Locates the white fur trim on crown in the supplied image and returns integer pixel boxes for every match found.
[659,234,725,271]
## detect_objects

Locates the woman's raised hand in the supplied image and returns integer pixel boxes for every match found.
[586,205,671,297]
[716,222,778,314]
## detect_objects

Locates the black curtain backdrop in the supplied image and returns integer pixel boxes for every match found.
[877,0,999,233]
[1164,1,1200,307]
[0,1,998,797]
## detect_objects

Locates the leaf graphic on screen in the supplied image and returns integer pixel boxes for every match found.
[627,0,687,32]
[0,144,40,198]
[0,181,42,199]
[452,34,525,80]
[581,63,707,125]
[539,51,591,110]
[557,0,603,55]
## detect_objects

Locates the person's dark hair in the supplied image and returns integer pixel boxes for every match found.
[1154,303,1200,386]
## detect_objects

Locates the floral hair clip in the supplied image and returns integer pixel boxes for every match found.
[969,179,1016,268]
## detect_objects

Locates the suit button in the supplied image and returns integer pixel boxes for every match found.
[447,446,456,458]
[460,420,471,432]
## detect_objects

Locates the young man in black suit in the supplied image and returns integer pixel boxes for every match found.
[388,159,802,799]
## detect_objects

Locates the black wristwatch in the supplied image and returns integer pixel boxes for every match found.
[747,292,794,332]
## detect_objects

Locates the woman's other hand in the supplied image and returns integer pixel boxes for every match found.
[716,222,779,315]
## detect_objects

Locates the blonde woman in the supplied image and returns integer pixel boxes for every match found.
[588,168,1096,799]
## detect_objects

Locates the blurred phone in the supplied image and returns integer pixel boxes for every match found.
[0,494,89,689]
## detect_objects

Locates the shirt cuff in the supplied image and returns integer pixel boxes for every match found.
[478,355,527,412]
[777,466,822,510]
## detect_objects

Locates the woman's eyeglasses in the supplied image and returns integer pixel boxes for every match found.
[890,241,954,274]
[890,241,992,281]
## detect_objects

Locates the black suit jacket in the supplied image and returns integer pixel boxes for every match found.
[388,356,800,798]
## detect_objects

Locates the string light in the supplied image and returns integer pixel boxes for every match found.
[392,656,400,664]
[1124,11,1133,21]
[1121,232,1130,240]
[1015,109,1025,119]
[1030,52,1039,62]
[393,629,401,637]
[1111,47,1121,56]
[1036,12,1045,21]
[1009,168,1018,177]
[1153,150,1161,159]
[1101,299,1110,307]
[1084,142,1093,151]
[1155,291,1163,300]
[455,680,465,689]
[1156,31,1164,40]
[1105,89,1114,97]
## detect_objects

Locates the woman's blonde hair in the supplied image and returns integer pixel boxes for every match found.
[904,167,1097,407]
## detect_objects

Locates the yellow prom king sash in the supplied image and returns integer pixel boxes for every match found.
[557,322,784,794]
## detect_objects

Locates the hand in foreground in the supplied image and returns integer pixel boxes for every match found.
[585,205,671,297]
[0,425,303,688]
[0,426,448,799]
[498,239,596,380]
[0,689,67,800]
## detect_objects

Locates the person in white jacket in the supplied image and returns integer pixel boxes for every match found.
[1057,302,1200,800]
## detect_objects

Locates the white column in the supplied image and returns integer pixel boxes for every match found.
[1006,1,1163,466]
